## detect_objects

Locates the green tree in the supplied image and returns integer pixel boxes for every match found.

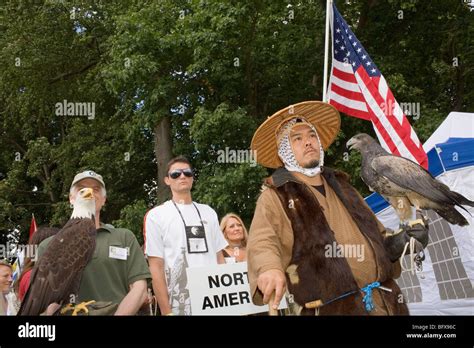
[0,0,472,245]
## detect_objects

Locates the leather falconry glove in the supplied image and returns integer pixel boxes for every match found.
[384,212,429,262]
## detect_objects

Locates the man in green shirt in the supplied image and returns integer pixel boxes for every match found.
[37,170,150,315]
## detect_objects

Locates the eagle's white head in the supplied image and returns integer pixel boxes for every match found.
[71,187,96,220]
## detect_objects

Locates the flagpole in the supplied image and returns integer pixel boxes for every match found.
[322,0,332,102]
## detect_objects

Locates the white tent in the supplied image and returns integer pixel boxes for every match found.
[365,112,474,315]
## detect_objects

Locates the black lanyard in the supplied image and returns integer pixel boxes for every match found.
[171,201,204,228]
[172,201,208,254]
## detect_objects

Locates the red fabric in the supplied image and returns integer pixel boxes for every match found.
[28,215,37,242]
[19,269,32,301]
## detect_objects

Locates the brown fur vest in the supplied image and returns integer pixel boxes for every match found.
[266,167,408,315]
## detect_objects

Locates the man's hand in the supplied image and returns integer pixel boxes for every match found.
[148,256,172,315]
[44,303,61,315]
[257,269,286,310]
[115,279,147,315]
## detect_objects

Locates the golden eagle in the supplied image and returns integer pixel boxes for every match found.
[346,133,474,226]
[18,188,97,315]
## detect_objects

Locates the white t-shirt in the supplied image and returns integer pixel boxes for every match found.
[145,200,228,315]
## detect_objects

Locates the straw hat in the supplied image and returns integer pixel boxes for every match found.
[251,101,341,169]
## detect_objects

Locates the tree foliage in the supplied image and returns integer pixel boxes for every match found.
[0,0,472,245]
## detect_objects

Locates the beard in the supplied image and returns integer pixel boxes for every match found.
[303,159,320,169]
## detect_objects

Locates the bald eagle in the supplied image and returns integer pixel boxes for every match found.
[18,188,97,315]
[346,133,474,226]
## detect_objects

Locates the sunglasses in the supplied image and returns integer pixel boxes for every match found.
[169,169,193,179]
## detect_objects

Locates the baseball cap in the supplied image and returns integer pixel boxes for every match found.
[70,170,105,189]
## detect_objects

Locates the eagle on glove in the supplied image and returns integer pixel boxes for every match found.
[346,133,474,227]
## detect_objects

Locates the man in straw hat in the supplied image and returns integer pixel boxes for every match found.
[247,101,426,315]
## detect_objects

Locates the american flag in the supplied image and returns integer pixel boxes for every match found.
[327,4,428,169]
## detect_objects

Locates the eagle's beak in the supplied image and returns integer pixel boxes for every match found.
[346,137,357,151]
[82,188,94,200]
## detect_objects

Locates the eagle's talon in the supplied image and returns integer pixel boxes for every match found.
[398,222,409,230]
[71,300,96,316]
[408,218,425,228]
[60,303,75,315]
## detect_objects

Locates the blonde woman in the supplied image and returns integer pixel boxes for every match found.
[220,213,248,263]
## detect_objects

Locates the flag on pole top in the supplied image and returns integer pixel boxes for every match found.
[327,3,428,169]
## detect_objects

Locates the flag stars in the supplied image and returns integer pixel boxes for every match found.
[333,9,379,72]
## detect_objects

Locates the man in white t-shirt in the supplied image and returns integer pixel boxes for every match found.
[144,156,228,315]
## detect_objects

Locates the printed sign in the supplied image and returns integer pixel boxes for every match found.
[186,262,287,315]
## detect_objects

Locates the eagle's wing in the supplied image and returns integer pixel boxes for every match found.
[370,155,453,204]
[18,219,95,315]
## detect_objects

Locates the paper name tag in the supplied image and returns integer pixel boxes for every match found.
[189,238,207,253]
[109,246,128,260]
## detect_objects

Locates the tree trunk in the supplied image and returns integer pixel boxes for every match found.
[154,115,173,204]
[357,0,378,31]
[453,59,464,112]
[42,164,57,203]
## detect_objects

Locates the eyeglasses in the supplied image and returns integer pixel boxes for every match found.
[169,169,193,179]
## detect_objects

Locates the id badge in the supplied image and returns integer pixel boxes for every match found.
[185,225,208,253]
[109,246,128,260]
